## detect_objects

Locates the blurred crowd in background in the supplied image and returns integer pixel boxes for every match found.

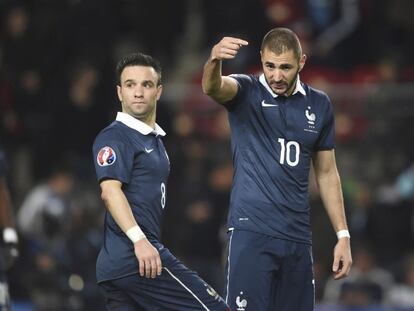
[1,0,414,310]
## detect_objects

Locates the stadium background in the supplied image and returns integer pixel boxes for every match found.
[1,0,414,310]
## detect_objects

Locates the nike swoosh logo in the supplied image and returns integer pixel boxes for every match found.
[145,148,154,153]
[261,100,278,107]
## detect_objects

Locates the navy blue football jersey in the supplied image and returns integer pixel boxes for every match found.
[226,74,335,244]
[93,112,170,282]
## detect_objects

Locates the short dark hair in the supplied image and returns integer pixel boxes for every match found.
[261,28,302,61]
[116,52,162,85]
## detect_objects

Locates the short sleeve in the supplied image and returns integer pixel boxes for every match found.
[315,95,335,151]
[92,131,134,184]
[225,74,255,109]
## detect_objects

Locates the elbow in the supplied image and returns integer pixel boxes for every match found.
[201,74,221,97]
[202,83,223,103]
[201,80,216,96]
[100,184,114,205]
[203,87,214,97]
[201,83,209,95]
[99,180,122,209]
[201,85,209,95]
[100,189,109,205]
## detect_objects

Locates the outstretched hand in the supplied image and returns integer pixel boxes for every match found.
[210,37,249,61]
[332,238,352,279]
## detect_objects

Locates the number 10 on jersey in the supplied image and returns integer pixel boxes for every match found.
[278,138,300,167]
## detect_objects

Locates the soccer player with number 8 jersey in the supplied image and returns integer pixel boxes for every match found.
[93,53,229,311]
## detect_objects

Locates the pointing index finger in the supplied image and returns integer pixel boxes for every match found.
[234,38,249,46]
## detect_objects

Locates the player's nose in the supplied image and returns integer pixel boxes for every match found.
[273,69,283,81]
[134,86,144,97]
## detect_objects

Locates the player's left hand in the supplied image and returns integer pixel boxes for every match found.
[332,237,352,280]
[134,238,162,279]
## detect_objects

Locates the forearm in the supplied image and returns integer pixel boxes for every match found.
[101,181,160,277]
[202,57,223,96]
[317,170,348,232]
[101,185,140,234]
[313,150,352,278]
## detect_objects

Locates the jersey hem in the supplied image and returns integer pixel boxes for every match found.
[227,227,312,245]
[96,270,139,284]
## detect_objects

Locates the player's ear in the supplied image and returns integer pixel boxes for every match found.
[117,85,122,102]
[156,85,163,101]
[299,54,307,72]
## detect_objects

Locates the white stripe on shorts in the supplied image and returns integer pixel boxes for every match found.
[163,267,210,311]
[225,229,234,304]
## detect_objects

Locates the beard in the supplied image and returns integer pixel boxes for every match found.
[269,69,300,96]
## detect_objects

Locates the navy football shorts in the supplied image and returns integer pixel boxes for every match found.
[99,246,229,311]
[224,229,314,311]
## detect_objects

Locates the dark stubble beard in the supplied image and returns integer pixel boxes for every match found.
[283,68,300,96]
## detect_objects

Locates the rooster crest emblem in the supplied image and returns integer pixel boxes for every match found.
[305,106,316,125]
[236,292,247,311]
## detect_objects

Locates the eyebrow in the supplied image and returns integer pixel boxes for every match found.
[264,61,293,67]
[280,64,293,68]
[123,79,155,85]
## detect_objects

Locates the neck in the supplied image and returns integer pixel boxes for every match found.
[122,109,157,129]
[137,114,156,129]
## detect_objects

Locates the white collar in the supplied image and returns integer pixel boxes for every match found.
[116,112,166,136]
[259,74,306,98]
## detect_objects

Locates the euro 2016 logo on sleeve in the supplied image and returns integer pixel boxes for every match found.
[97,146,116,167]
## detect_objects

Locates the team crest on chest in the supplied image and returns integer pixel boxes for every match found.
[97,146,116,166]
[304,106,318,134]
[305,106,316,124]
